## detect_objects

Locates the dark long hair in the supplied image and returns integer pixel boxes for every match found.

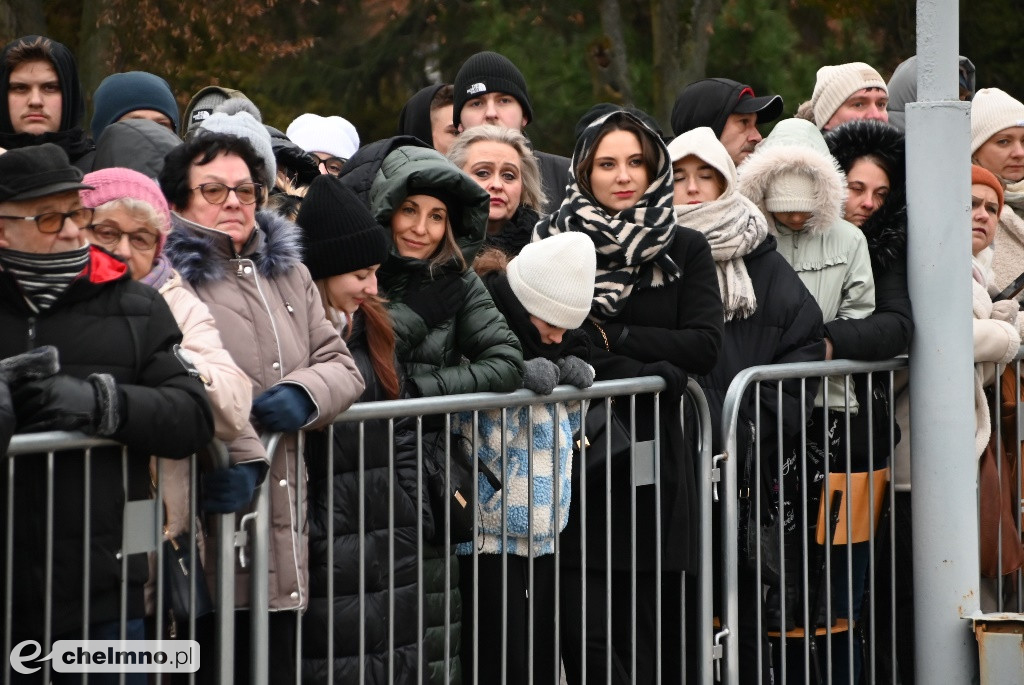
[575,115,660,203]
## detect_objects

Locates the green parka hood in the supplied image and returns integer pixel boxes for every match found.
[370,145,491,267]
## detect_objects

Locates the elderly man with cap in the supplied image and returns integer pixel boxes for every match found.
[0,143,213,663]
[453,50,569,213]
[670,77,784,165]
[798,61,890,131]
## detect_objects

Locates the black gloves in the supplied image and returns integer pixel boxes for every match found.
[1,346,61,453]
[639,360,687,399]
[252,384,316,432]
[523,358,560,395]
[402,273,466,329]
[201,461,268,513]
[557,355,596,389]
[13,373,122,435]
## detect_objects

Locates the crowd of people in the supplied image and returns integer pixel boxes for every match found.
[0,31,1020,685]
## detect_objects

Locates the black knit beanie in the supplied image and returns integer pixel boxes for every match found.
[452,51,533,127]
[296,174,389,281]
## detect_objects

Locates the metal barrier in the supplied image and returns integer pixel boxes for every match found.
[230,377,715,684]
[719,359,907,685]
[3,434,224,685]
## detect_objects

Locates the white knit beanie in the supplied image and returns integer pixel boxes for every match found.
[199,100,277,190]
[765,172,818,213]
[970,88,1024,154]
[811,62,887,129]
[286,113,360,160]
[507,232,597,329]
[666,126,737,199]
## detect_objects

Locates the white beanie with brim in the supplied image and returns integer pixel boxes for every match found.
[765,172,818,213]
[286,113,360,160]
[200,105,277,191]
[666,126,737,200]
[507,232,597,330]
[971,88,1024,155]
[811,62,887,129]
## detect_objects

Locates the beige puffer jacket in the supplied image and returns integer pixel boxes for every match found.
[165,210,365,611]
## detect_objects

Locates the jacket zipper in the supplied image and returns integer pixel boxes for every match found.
[26,316,36,350]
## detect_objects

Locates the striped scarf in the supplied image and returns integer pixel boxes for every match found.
[534,110,680,323]
[0,244,89,312]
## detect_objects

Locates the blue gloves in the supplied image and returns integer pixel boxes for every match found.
[251,384,315,432]
[202,461,267,514]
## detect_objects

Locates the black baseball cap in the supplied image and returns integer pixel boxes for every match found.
[671,78,784,138]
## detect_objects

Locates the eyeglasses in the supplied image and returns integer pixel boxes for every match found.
[191,182,262,205]
[85,223,160,251]
[0,207,94,234]
[316,156,347,176]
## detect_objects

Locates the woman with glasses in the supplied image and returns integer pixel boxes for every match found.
[80,166,255,639]
[159,129,365,682]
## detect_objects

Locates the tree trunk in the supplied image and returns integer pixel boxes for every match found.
[0,0,47,41]
[588,0,634,106]
[679,0,723,87]
[77,0,118,128]
[650,0,684,132]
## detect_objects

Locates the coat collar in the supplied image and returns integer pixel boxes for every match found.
[165,209,303,288]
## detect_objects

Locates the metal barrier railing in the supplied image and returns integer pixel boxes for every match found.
[232,377,715,684]
[719,358,907,685]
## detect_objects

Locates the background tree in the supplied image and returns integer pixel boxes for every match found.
[12,0,1020,157]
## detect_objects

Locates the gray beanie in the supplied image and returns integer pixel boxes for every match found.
[199,99,277,190]
[507,232,596,329]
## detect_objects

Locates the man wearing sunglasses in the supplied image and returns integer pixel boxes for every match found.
[0,143,213,659]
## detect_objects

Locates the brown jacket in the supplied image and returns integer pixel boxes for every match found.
[165,210,365,610]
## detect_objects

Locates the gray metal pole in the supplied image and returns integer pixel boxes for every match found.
[907,0,980,682]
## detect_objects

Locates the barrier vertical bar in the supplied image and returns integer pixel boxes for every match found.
[907,0,980,681]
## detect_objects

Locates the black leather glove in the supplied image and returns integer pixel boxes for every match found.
[639,361,687,399]
[523,357,560,395]
[557,355,595,388]
[402,273,466,329]
[13,373,122,435]
[201,461,268,513]
[0,345,60,385]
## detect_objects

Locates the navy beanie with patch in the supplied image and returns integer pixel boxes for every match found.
[90,71,179,141]
[453,51,533,127]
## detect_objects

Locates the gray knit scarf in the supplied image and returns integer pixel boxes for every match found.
[674,193,767,321]
[534,110,680,323]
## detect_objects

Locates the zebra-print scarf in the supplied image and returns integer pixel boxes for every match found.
[534,110,680,323]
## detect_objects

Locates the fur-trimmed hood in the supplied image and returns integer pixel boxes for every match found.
[825,119,908,271]
[165,209,303,288]
[737,118,847,237]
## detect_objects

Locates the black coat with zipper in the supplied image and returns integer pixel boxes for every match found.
[0,247,212,644]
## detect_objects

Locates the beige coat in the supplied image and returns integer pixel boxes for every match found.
[165,210,365,611]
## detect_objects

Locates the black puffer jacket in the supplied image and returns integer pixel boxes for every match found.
[301,314,429,684]
[0,247,212,643]
[698,234,825,452]
[91,118,182,177]
[824,120,914,360]
[483,205,540,257]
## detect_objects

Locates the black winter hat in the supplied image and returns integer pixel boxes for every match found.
[453,51,533,127]
[670,78,783,138]
[296,174,388,281]
[0,143,92,202]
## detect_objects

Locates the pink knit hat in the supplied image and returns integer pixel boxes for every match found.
[80,168,171,257]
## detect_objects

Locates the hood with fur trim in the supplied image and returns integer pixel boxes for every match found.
[165,209,303,288]
[825,119,908,271]
[737,118,847,237]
